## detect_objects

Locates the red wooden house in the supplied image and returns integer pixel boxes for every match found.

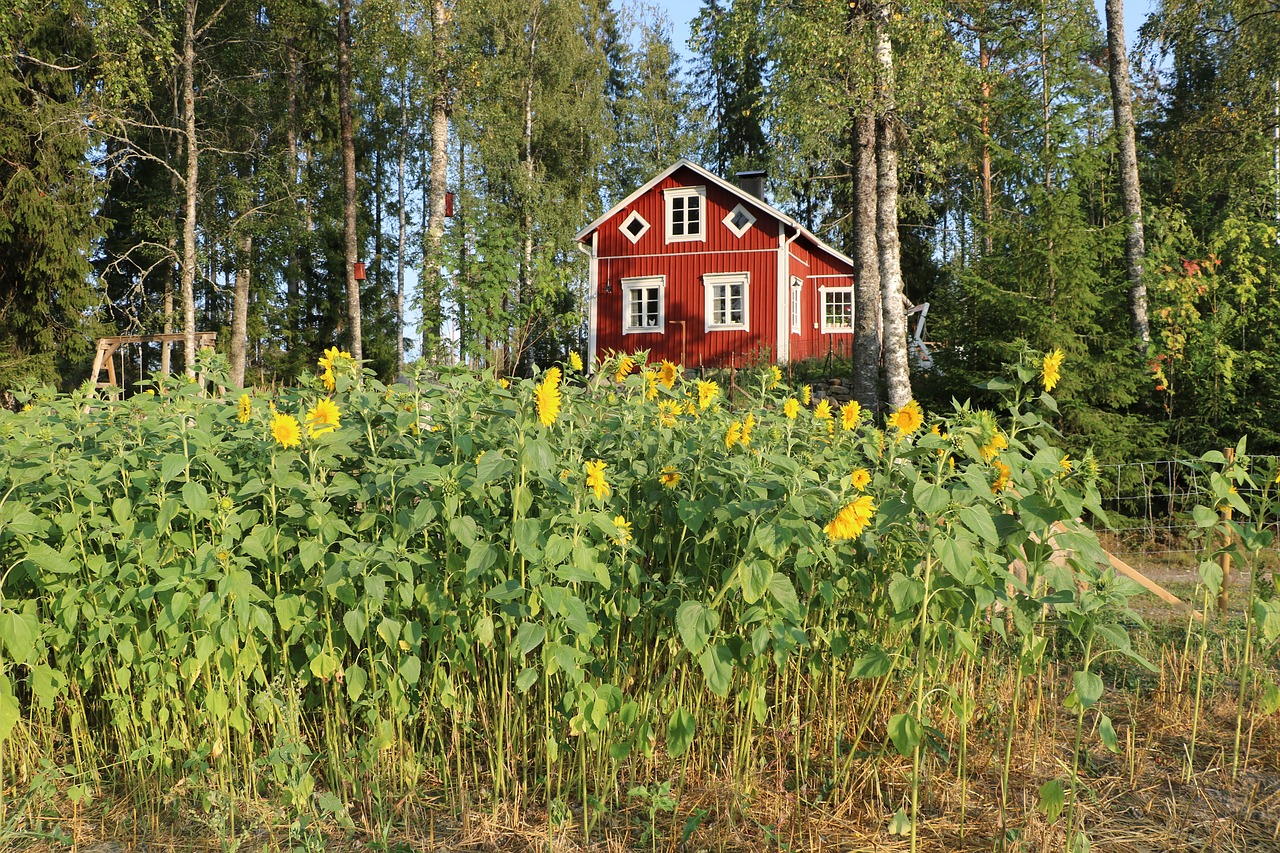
[576,159,861,369]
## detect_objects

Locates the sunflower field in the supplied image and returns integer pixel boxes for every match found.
[1,351,1278,850]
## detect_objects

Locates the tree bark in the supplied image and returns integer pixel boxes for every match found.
[338,0,362,360]
[851,113,881,413]
[979,35,994,255]
[874,8,913,409]
[230,232,251,387]
[397,79,408,375]
[181,0,199,375]
[423,0,450,359]
[1105,0,1150,349]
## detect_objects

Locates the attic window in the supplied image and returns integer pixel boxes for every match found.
[620,211,650,244]
[723,203,756,238]
[664,186,706,243]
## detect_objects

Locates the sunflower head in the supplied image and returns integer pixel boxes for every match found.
[783,398,800,419]
[840,400,862,430]
[535,369,563,427]
[568,351,584,372]
[270,412,302,449]
[659,360,680,388]
[1041,348,1064,393]
[890,400,923,434]
[305,397,341,437]
[585,459,611,500]
[814,399,833,420]
[615,354,636,383]
[659,466,681,488]
[237,393,252,424]
[850,468,871,490]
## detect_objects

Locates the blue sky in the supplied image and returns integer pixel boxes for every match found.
[660,0,1155,63]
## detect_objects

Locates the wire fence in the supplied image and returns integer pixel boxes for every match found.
[1097,456,1280,574]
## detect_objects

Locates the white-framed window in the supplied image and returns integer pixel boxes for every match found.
[664,186,706,243]
[619,210,650,244]
[723,203,756,238]
[622,275,665,334]
[819,286,854,334]
[790,277,803,335]
[703,272,749,332]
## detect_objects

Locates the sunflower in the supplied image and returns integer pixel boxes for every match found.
[850,468,871,490]
[890,400,923,434]
[270,412,302,449]
[306,397,342,437]
[784,398,800,419]
[611,515,632,546]
[824,495,876,541]
[644,369,659,401]
[657,400,680,428]
[237,393,252,424]
[767,365,782,389]
[979,431,1008,461]
[992,459,1012,493]
[841,400,862,431]
[658,360,680,388]
[568,351,584,372]
[659,466,681,488]
[801,385,812,405]
[697,379,719,410]
[814,399,833,420]
[740,413,756,447]
[585,459,610,500]
[535,368,563,427]
[498,377,510,389]
[615,354,636,383]
[725,421,743,449]
[1042,348,1064,393]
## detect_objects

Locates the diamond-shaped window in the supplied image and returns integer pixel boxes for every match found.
[620,210,650,244]
[723,203,756,237]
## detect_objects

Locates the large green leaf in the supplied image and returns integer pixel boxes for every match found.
[887,712,922,758]
[1072,670,1103,709]
[0,611,39,664]
[699,644,734,697]
[666,707,696,757]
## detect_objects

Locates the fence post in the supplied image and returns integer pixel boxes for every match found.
[1218,447,1234,617]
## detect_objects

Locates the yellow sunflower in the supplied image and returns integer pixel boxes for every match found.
[979,431,1008,461]
[841,400,862,431]
[725,421,743,449]
[658,359,680,388]
[802,385,812,405]
[784,398,800,419]
[305,397,341,437]
[696,379,719,410]
[585,459,610,500]
[270,412,302,449]
[992,459,1012,493]
[740,413,756,447]
[611,515,632,546]
[1042,348,1064,393]
[824,495,876,541]
[767,365,782,389]
[850,468,871,490]
[568,351,584,372]
[535,367,562,427]
[659,466,681,488]
[814,399,833,421]
[237,393,252,424]
[890,400,924,434]
[615,354,636,383]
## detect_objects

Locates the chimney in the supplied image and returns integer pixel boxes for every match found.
[736,169,767,201]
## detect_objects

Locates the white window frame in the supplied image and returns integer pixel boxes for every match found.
[819,286,855,334]
[723,203,757,238]
[619,210,650,244]
[790,277,803,335]
[702,272,750,332]
[621,275,665,335]
[664,186,707,244]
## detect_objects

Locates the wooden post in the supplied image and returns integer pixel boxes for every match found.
[1218,447,1235,617]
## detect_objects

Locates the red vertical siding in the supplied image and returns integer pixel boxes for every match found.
[791,236,855,362]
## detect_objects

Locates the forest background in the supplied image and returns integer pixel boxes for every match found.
[1,0,1278,463]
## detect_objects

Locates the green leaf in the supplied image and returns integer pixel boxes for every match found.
[513,518,543,562]
[676,601,711,655]
[698,643,734,697]
[912,480,950,516]
[345,664,367,702]
[1098,714,1119,753]
[485,579,525,602]
[518,622,546,656]
[160,453,187,484]
[0,611,39,664]
[741,559,772,605]
[342,609,367,644]
[309,651,339,680]
[887,807,912,836]
[181,481,211,516]
[1038,780,1065,823]
[1259,682,1280,717]
[887,712,922,758]
[1072,670,1103,709]
[1192,504,1219,528]
[850,649,892,679]
[398,654,421,685]
[888,573,925,614]
[516,667,538,693]
[475,452,512,483]
[0,686,18,743]
[766,572,801,617]
[666,707,696,758]
[958,504,998,543]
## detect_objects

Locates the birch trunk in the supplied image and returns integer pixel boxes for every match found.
[423,0,450,359]
[397,81,408,374]
[338,0,362,360]
[851,113,881,413]
[230,232,251,387]
[181,0,199,375]
[874,8,913,410]
[1105,0,1150,349]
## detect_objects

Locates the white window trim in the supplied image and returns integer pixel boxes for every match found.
[723,203,757,238]
[621,275,665,335]
[663,186,707,244]
[819,285,855,334]
[702,272,750,332]
[790,277,803,335]
[619,210,650,244]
